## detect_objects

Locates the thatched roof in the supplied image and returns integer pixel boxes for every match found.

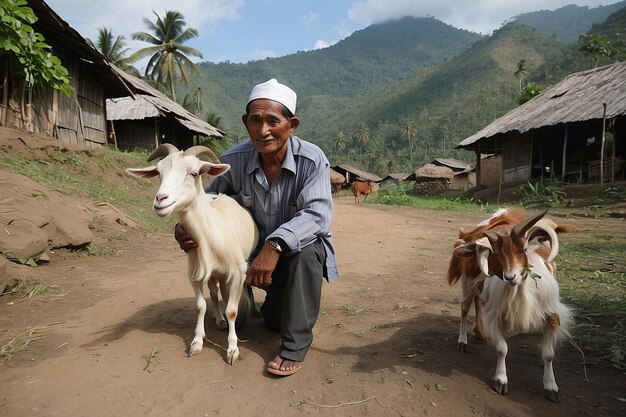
[330,168,346,184]
[431,158,470,172]
[29,1,132,98]
[107,65,223,138]
[333,164,382,182]
[457,61,626,149]
[413,164,454,179]
[384,173,410,181]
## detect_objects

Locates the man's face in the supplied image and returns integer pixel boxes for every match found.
[243,99,299,155]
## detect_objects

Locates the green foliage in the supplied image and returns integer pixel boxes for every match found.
[0,146,171,232]
[0,0,72,95]
[517,82,544,105]
[514,2,626,43]
[130,9,203,101]
[558,234,626,367]
[516,180,566,208]
[86,27,139,76]
[578,33,612,67]
[372,184,487,212]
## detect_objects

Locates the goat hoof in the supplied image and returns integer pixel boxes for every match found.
[188,340,203,357]
[493,381,508,395]
[457,342,468,353]
[226,348,240,365]
[544,390,560,404]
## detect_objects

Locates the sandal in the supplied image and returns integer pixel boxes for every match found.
[266,356,302,376]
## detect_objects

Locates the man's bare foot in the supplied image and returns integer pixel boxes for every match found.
[266,355,302,376]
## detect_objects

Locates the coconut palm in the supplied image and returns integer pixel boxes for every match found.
[401,119,416,167]
[129,10,203,101]
[334,131,346,152]
[181,86,204,116]
[514,59,528,94]
[86,27,139,76]
[353,125,369,155]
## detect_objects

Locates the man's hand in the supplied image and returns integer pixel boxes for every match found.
[174,223,198,253]
[246,241,280,288]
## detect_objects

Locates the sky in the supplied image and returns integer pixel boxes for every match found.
[45,0,616,65]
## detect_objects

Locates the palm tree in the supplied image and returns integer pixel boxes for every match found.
[205,110,223,131]
[353,125,369,155]
[334,131,346,152]
[86,27,139,76]
[401,119,416,167]
[130,10,203,101]
[514,59,528,94]
[182,86,204,115]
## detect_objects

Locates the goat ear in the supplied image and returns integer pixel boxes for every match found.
[453,243,476,258]
[199,162,231,177]
[484,230,498,244]
[126,167,159,179]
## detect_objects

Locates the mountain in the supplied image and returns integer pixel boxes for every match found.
[304,23,569,174]
[181,5,624,175]
[183,17,481,135]
[513,1,626,43]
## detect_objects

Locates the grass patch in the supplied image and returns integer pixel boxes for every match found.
[558,233,626,368]
[370,183,491,212]
[340,306,365,316]
[0,277,62,301]
[1,146,172,233]
[0,325,48,361]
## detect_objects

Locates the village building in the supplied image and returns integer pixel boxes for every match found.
[456,61,626,187]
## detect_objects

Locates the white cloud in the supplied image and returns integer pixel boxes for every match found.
[46,0,243,44]
[313,39,337,50]
[303,12,319,29]
[348,0,611,34]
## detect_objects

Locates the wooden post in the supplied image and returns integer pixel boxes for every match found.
[109,120,118,149]
[600,103,607,186]
[611,118,616,183]
[561,125,568,180]
[154,118,160,149]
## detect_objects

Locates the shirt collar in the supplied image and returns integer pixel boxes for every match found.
[245,136,297,175]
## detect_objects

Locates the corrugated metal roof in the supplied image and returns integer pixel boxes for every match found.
[107,65,223,138]
[457,61,626,149]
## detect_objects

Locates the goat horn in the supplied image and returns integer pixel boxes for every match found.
[526,224,559,263]
[183,146,220,164]
[512,210,548,239]
[147,143,179,161]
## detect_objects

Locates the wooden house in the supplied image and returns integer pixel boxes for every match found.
[0,0,132,147]
[106,66,223,151]
[380,173,410,188]
[331,164,382,184]
[456,61,626,186]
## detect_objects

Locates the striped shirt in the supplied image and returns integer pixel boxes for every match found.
[206,135,339,281]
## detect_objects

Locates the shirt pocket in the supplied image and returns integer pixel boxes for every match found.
[235,192,255,210]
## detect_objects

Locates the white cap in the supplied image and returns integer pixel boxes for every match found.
[247,78,297,115]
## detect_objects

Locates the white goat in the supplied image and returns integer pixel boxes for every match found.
[449,209,574,403]
[126,144,259,365]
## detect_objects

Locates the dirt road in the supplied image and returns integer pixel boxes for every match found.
[1,197,624,417]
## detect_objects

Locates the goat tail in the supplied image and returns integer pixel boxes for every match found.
[553,302,575,343]
[235,284,256,329]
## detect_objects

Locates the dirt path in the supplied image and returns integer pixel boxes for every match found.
[1,197,624,417]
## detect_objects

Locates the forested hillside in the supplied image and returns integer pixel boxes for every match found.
[183,4,625,176]
[514,1,626,43]
[306,23,569,174]
[182,17,480,136]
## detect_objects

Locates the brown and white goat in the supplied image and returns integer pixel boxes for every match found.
[447,208,574,403]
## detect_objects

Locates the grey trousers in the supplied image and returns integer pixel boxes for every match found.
[260,239,325,362]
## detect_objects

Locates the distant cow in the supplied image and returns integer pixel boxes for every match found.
[351,180,373,204]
